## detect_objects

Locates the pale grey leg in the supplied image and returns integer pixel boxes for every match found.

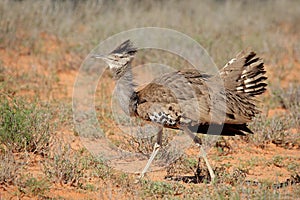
[197,144,215,182]
[182,126,215,182]
[136,127,163,181]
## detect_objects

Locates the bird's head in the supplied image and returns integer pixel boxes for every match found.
[93,40,137,79]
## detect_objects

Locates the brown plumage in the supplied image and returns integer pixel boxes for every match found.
[93,40,267,181]
[131,51,267,135]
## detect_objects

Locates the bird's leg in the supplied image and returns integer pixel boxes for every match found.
[198,144,215,182]
[182,126,215,183]
[137,127,163,181]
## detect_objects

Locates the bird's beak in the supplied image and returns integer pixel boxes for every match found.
[91,54,105,59]
[91,54,111,68]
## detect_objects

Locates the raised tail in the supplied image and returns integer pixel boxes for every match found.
[220,49,267,97]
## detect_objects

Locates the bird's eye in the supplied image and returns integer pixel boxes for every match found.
[111,55,118,60]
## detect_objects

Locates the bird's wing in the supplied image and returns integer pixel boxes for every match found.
[135,82,183,128]
[136,70,215,126]
[136,69,260,126]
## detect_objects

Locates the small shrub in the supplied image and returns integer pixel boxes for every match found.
[142,180,185,198]
[0,96,52,154]
[166,156,198,176]
[272,155,284,168]
[43,145,86,186]
[249,85,300,147]
[249,114,292,147]
[0,151,20,186]
[280,86,300,127]
[17,175,50,197]
[287,162,299,173]
[82,183,97,191]
[90,157,111,180]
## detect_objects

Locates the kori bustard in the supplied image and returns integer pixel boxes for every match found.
[93,40,267,182]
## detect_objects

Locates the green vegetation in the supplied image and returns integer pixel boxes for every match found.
[17,175,50,197]
[43,145,86,186]
[0,96,52,153]
[141,180,185,198]
[0,0,299,199]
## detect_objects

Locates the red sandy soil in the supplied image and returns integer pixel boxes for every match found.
[0,32,299,199]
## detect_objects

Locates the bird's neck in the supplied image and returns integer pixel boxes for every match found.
[115,67,137,115]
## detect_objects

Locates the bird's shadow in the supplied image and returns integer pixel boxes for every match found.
[164,167,212,184]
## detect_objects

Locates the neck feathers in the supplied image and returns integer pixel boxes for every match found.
[115,67,137,116]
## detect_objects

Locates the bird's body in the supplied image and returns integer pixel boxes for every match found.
[128,49,266,135]
[94,40,267,181]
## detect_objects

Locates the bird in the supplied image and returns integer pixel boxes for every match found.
[93,39,267,182]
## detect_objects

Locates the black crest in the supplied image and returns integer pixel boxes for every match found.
[110,39,137,55]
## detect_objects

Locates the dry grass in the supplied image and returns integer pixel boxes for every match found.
[0,0,299,199]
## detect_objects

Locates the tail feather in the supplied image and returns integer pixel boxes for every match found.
[220,49,267,97]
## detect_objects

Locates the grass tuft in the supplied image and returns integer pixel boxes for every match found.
[43,144,85,186]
